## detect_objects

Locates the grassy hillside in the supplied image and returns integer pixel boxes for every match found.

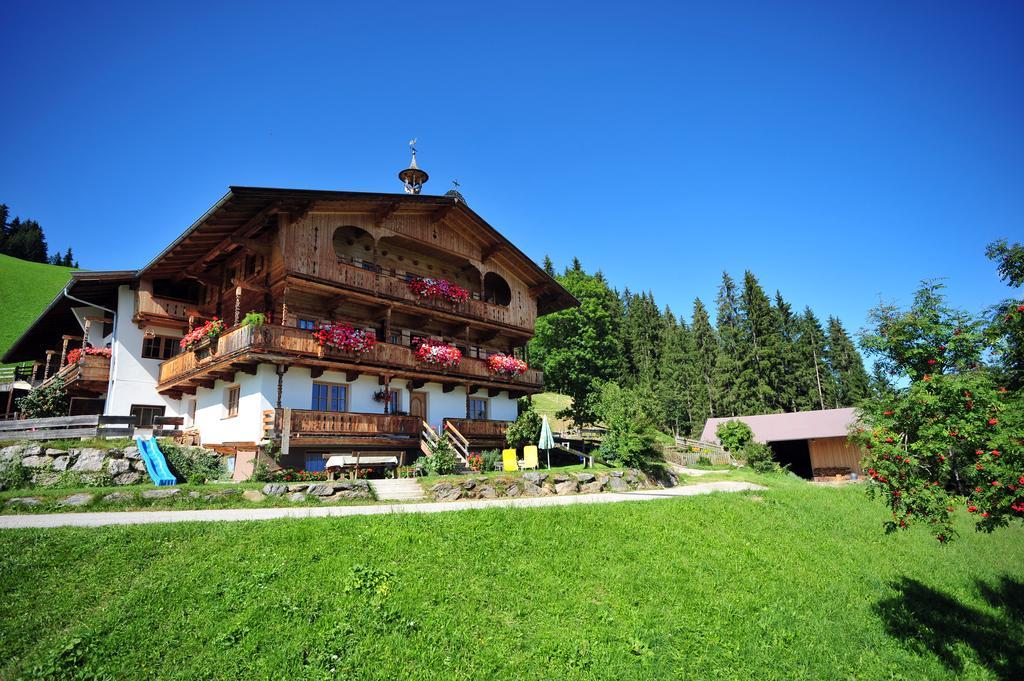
[0,253,75,361]
[1,474,1020,679]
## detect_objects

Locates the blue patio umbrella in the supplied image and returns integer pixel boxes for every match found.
[538,415,555,469]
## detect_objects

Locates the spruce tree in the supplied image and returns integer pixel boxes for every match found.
[623,290,664,388]
[713,272,747,416]
[825,316,870,407]
[738,271,784,413]
[542,255,555,276]
[658,308,695,435]
[689,298,718,420]
[793,308,835,411]
[774,292,800,411]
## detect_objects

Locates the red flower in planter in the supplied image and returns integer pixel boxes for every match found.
[412,338,462,369]
[967,505,978,513]
[988,418,998,426]
[180,318,225,351]
[312,323,376,353]
[486,353,528,378]
[407,276,470,304]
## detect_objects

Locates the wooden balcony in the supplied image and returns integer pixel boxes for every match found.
[157,323,544,395]
[134,291,199,328]
[288,260,532,331]
[444,418,511,443]
[41,354,110,395]
[265,408,422,448]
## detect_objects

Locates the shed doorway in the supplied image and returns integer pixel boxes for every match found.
[768,439,813,479]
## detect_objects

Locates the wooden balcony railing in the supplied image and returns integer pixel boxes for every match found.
[158,323,545,390]
[444,418,512,439]
[42,354,111,392]
[282,408,422,438]
[136,291,197,322]
[294,260,533,330]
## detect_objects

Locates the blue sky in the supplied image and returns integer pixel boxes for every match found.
[1,1,1021,336]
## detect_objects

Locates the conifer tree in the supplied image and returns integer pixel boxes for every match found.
[713,272,746,416]
[793,308,834,410]
[738,271,784,413]
[658,308,698,435]
[825,316,870,406]
[542,255,555,276]
[774,292,800,411]
[623,290,664,388]
[689,298,718,419]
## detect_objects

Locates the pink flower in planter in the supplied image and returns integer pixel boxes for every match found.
[407,276,470,304]
[486,353,528,377]
[312,323,377,353]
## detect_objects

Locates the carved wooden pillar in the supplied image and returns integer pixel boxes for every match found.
[59,337,70,368]
[383,306,392,342]
[280,287,289,326]
[234,285,242,325]
[188,314,195,333]
[381,374,391,414]
[275,364,287,410]
[30,361,41,383]
[82,318,92,349]
[44,351,56,380]
[465,384,472,419]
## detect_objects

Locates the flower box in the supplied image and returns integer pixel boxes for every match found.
[180,318,225,352]
[407,276,470,305]
[312,323,377,354]
[413,339,462,369]
[66,347,112,365]
[486,353,528,378]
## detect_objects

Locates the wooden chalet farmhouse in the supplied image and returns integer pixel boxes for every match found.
[3,154,577,476]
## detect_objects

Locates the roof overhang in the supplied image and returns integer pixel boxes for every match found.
[2,271,134,363]
[138,186,578,316]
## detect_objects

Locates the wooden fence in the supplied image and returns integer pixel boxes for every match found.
[0,415,183,441]
[664,437,736,467]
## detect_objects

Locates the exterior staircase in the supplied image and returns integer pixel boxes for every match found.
[369,478,426,501]
[420,421,470,468]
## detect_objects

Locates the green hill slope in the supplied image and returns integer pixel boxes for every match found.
[0,254,75,362]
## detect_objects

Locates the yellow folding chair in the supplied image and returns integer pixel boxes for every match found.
[502,448,519,472]
[521,445,539,470]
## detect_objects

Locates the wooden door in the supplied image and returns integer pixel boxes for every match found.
[409,391,427,420]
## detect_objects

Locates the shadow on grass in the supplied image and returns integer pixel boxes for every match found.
[875,576,1023,680]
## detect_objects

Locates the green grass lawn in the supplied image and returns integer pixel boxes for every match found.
[0,253,76,362]
[1,475,1021,680]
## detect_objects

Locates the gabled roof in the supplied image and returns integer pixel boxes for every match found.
[1,271,133,363]
[139,186,578,316]
[700,408,859,443]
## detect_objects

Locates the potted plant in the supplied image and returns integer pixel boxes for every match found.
[412,338,462,369]
[486,353,528,378]
[407,276,470,305]
[311,322,377,355]
[180,318,225,354]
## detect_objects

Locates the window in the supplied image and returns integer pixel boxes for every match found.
[297,318,316,330]
[388,390,401,414]
[187,399,197,426]
[311,382,347,412]
[305,452,326,472]
[224,386,240,418]
[130,404,166,428]
[468,397,488,420]
[141,335,179,360]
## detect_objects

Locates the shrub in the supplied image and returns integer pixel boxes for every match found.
[505,406,542,448]
[597,382,661,469]
[16,378,69,418]
[696,455,712,466]
[716,420,754,453]
[480,449,501,472]
[0,459,32,491]
[242,311,266,328]
[423,433,458,475]
[161,443,226,484]
[252,461,272,483]
[741,442,780,474]
[52,470,114,488]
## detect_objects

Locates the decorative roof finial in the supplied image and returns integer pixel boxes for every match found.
[399,138,428,194]
[444,178,467,204]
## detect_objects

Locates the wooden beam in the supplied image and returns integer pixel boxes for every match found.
[236,363,258,375]
[442,383,457,393]
[430,205,453,224]
[199,201,282,267]
[374,202,400,226]
[231,278,270,294]
[481,243,503,264]
[409,379,426,390]
[230,236,271,256]
[346,370,361,383]
[488,388,501,398]
[310,367,325,379]
[178,271,221,288]
[194,379,215,390]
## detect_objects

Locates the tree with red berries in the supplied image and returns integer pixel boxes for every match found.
[854,279,1023,542]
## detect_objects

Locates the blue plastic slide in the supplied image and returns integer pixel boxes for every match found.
[135,437,178,486]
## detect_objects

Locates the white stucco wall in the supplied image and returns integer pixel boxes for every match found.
[489,394,518,421]
[105,286,183,418]
[191,366,275,445]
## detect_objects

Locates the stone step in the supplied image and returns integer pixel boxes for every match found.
[369,479,426,501]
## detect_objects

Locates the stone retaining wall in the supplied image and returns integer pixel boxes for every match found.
[0,442,217,489]
[427,469,665,502]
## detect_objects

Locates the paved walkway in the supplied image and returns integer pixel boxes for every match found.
[0,481,765,529]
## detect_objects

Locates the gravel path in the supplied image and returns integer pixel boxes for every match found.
[0,481,766,529]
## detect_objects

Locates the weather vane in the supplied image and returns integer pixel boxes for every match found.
[399,138,428,194]
[452,179,460,190]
